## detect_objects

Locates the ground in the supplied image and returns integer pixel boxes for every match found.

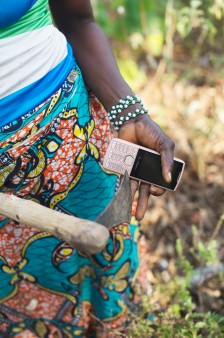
[139,68,224,317]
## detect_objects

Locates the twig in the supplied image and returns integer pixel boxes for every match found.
[164,0,175,61]
[89,311,127,338]
[211,214,224,240]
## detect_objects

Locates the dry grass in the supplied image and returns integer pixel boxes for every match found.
[138,67,224,315]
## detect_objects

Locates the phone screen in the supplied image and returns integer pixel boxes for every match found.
[130,149,184,190]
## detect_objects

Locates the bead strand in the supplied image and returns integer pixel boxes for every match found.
[107,94,150,131]
[107,95,143,124]
[113,107,149,131]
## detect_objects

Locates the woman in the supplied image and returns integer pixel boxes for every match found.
[0,0,174,337]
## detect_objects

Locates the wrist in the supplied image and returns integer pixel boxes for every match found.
[114,103,143,121]
[107,94,149,131]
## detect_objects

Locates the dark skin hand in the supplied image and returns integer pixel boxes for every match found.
[118,116,174,220]
[49,0,175,220]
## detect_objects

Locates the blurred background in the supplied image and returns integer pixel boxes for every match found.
[93,1,224,336]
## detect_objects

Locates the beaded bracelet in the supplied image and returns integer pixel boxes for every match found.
[107,95,143,124]
[107,94,149,131]
[113,107,149,131]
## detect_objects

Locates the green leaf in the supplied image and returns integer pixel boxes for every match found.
[190,0,203,9]
[195,321,206,329]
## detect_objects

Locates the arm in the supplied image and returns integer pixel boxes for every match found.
[49,0,135,111]
[49,0,175,220]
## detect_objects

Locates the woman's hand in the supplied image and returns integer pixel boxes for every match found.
[118,114,175,221]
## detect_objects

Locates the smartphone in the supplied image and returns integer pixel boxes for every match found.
[103,138,185,191]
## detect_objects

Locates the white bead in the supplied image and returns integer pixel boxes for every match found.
[119,121,122,124]
[126,116,130,120]
[124,105,128,108]
[120,117,124,120]
[112,106,115,109]
[118,109,121,113]
[133,114,136,117]
[128,112,132,116]
[136,109,140,113]
[132,100,136,104]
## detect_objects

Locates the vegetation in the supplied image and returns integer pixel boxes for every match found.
[93,1,224,337]
[93,0,224,89]
[127,225,224,337]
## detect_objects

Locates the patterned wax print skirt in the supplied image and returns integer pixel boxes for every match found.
[0,67,147,337]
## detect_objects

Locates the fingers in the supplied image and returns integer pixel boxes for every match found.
[130,179,139,199]
[147,120,175,183]
[160,138,175,183]
[130,179,164,198]
[135,182,150,221]
[149,185,165,196]
[131,181,165,221]
[134,115,175,183]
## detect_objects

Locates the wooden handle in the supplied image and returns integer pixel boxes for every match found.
[0,194,109,254]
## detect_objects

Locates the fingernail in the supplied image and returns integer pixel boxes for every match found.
[168,172,172,183]
[150,186,157,193]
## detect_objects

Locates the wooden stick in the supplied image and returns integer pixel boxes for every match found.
[0,194,109,254]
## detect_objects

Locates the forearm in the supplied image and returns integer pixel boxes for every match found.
[65,22,134,111]
[49,1,135,111]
